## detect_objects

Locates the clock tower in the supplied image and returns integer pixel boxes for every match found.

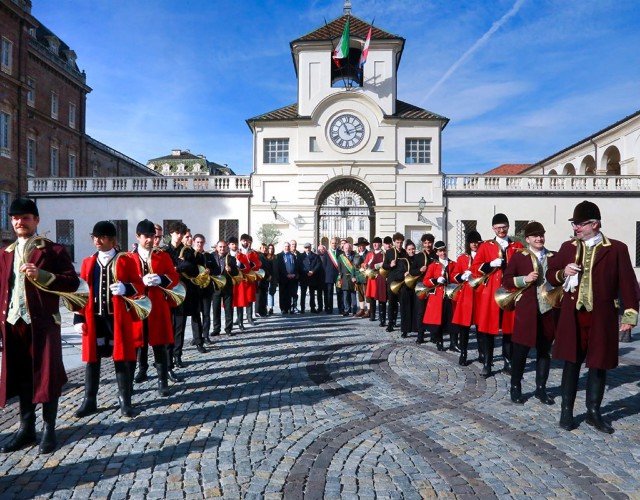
[248,10,449,246]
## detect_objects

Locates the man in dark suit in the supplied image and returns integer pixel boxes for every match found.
[208,240,239,336]
[299,243,323,313]
[547,201,639,434]
[0,198,79,454]
[277,242,299,314]
[320,237,342,314]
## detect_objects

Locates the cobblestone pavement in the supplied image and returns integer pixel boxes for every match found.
[1,312,639,499]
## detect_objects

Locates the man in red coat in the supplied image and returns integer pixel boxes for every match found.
[472,213,523,378]
[547,201,639,433]
[131,220,181,396]
[0,198,79,454]
[503,222,556,405]
[73,221,145,418]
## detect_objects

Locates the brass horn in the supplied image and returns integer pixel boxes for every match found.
[364,268,378,279]
[21,236,89,312]
[112,253,152,321]
[494,287,525,311]
[541,285,563,308]
[445,283,463,300]
[211,274,227,289]
[187,265,212,289]
[378,267,389,278]
[390,280,404,295]
[404,274,420,289]
[415,282,429,299]
[162,281,187,308]
[231,273,244,286]
[468,274,488,289]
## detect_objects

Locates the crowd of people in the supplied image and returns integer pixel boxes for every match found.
[0,198,638,455]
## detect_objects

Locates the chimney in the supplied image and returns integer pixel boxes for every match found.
[343,0,352,16]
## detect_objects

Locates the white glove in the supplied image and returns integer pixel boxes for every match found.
[110,282,126,296]
[461,270,472,281]
[490,258,503,267]
[437,277,446,284]
[73,323,85,334]
[143,273,161,286]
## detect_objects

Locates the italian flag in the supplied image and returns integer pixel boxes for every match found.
[332,17,350,68]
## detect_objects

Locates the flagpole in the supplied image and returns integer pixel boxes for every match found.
[324,17,347,88]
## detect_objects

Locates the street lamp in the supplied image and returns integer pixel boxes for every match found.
[270,196,277,218]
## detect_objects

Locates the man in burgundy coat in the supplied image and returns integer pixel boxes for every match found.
[0,198,79,454]
[547,201,639,433]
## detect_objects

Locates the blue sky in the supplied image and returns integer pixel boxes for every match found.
[35,0,640,174]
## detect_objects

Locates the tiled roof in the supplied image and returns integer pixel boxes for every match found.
[247,100,448,126]
[484,164,533,175]
[149,152,204,162]
[292,15,402,43]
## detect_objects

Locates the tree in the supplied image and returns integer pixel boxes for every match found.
[256,224,282,246]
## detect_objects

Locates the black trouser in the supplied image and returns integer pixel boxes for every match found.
[5,320,36,418]
[324,283,335,312]
[511,313,553,386]
[301,283,322,311]
[399,287,415,334]
[212,289,234,334]
[137,320,171,370]
[336,287,344,313]
[386,283,400,326]
[279,279,298,312]
[257,283,269,316]
[200,288,213,338]
[415,294,427,335]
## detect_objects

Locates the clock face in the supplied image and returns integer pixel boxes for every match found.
[329,114,365,149]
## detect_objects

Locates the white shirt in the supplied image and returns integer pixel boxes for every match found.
[98,248,116,267]
[585,233,603,248]
[495,236,509,250]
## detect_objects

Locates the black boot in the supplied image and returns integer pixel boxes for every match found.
[458,327,469,366]
[155,361,171,397]
[481,334,494,378]
[476,332,485,364]
[502,334,512,375]
[448,330,460,352]
[39,400,58,454]
[115,362,134,418]
[510,342,528,404]
[510,384,525,404]
[1,394,36,453]
[436,333,445,351]
[534,356,554,405]
[559,361,580,431]
[369,301,376,322]
[585,368,614,434]
[237,309,246,332]
[246,304,256,326]
[379,303,387,327]
[75,361,101,418]
[134,348,149,383]
[416,329,425,345]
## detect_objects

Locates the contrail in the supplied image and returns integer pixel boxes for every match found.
[421,0,526,105]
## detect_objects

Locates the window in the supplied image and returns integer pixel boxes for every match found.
[69,103,76,128]
[359,219,365,231]
[405,138,431,164]
[27,78,35,106]
[109,220,128,251]
[56,220,75,261]
[219,219,239,243]
[68,152,76,177]
[1,192,10,231]
[514,220,528,241]
[0,112,11,157]
[50,145,59,176]
[1,38,12,74]
[263,139,289,164]
[309,137,321,152]
[51,92,58,119]
[27,137,36,176]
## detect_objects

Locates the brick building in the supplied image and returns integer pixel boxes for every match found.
[0,0,152,242]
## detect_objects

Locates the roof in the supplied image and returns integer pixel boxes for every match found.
[484,164,533,175]
[524,108,640,173]
[246,100,449,128]
[148,151,204,162]
[292,15,403,43]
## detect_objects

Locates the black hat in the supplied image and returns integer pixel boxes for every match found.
[372,236,382,244]
[434,240,446,250]
[492,213,509,226]
[356,237,369,246]
[383,236,393,245]
[465,230,483,243]
[421,233,435,243]
[569,200,601,224]
[228,236,238,244]
[405,239,416,248]
[524,221,545,237]
[240,233,252,242]
[392,232,405,242]
[91,221,117,238]
[136,219,156,236]
[9,198,38,217]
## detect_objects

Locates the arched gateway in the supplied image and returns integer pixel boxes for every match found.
[316,177,375,246]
